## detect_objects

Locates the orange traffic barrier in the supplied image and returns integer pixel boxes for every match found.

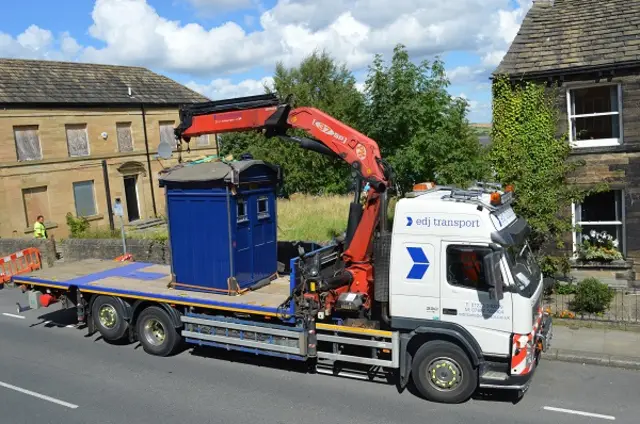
[114,253,133,262]
[0,247,42,284]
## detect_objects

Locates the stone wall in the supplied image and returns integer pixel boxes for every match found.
[569,260,636,289]
[0,237,326,272]
[543,72,640,277]
[60,238,171,264]
[0,105,218,239]
[0,238,57,267]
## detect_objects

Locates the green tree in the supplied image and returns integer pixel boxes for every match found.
[489,75,599,267]
[219,50,365,196]
[361,44,489,193]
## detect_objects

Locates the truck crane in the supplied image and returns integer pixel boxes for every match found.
[12,93,552,405]
[174,93,394,322]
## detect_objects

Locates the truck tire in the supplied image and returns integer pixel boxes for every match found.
[411,340,477,404]
[91,295,129,342]
[136,306,180,357]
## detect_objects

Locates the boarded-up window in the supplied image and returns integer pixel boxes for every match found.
[116,122,134,152]
[195,134,209,146]
[22,186,50,226]
[159,121,176,151]
[66,124,89,157]
[14,125,42,161]
[73,180,97,217]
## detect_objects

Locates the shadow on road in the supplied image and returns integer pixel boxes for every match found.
[473,389,524,405]
[32,307,77,328]
[188,344,311,374]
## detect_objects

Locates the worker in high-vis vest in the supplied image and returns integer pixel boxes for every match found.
[33,215,47,239]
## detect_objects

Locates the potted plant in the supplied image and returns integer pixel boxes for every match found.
[576,230,623,263]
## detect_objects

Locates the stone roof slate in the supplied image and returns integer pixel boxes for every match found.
[0,58,210,105]
[495,0,640,77]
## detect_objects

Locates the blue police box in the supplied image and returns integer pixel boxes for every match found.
[158,159,281,294]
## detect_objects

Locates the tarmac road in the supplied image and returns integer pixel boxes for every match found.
[1,286,638,424]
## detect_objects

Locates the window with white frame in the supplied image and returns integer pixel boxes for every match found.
[573,190,625,257]
[567,84,622,148]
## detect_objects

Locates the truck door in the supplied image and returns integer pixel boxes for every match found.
[439,241,512,357]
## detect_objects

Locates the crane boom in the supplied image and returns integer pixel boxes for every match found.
[174,93,393,314]
[174,94,389,191]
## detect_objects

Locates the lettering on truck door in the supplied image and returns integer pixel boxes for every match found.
[439,241,512,356]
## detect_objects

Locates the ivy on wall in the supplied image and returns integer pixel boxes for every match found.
[489,75,603,275]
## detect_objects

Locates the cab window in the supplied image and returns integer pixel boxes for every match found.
[446,245,493,291]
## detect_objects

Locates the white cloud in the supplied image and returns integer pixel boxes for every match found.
[72,0,532,77]
[186,76,274,100]
[0,25,81,61]
[0,0,534,103]
[186,0,254,10]
[447,65,490,85]
[457,92,479,111]
[60,32,82,56]
[481,50,507,67]
[16,25,53,52]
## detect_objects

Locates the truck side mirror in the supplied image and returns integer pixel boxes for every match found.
[483,251,504,301]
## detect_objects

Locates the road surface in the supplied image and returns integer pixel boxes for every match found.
[1,286,638,424]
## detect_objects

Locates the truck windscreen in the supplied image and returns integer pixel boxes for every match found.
[505,242,541,298]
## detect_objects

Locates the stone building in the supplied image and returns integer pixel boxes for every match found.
[495,0,640,284]
[0,58,216,239]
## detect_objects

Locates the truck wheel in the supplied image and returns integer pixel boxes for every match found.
[136,306,180,357]
[411,340,477,404]
[91,295,129,342]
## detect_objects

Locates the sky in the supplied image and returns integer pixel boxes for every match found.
[0,0,533,123]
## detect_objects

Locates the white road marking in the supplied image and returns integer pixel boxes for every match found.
[0,381,79,409]
[544,406,615,420]
[2,313,25,320]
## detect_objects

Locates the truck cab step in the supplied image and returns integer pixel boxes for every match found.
[481,371,509,381]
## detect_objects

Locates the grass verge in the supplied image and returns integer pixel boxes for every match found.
[70,194,352,243]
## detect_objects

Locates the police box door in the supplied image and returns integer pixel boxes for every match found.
[235,196,254,286]
[235,193,276,287]
[251,193,276,282]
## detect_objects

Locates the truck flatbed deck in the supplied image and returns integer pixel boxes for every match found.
[12,259,293,316]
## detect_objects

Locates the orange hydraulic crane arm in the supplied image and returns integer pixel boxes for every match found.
[174,94,393,314]
[174,94,391,191]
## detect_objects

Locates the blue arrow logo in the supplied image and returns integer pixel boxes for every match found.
[407,246,430,279]
[406,216,413,226]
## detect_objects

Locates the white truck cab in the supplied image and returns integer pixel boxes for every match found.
[387,182,551,397]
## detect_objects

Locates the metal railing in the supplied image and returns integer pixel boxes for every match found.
[543,287,640,323]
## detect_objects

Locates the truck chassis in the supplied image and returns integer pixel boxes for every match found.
[12,242,551,404]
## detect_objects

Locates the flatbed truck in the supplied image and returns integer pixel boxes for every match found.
[11,94,552,404]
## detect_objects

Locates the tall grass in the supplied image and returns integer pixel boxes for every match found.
[69,194,352,243]
[277,194,351,241]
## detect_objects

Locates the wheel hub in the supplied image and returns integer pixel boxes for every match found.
[427,357,463,391]
[143,319,166,346]
[98,305,117,329]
